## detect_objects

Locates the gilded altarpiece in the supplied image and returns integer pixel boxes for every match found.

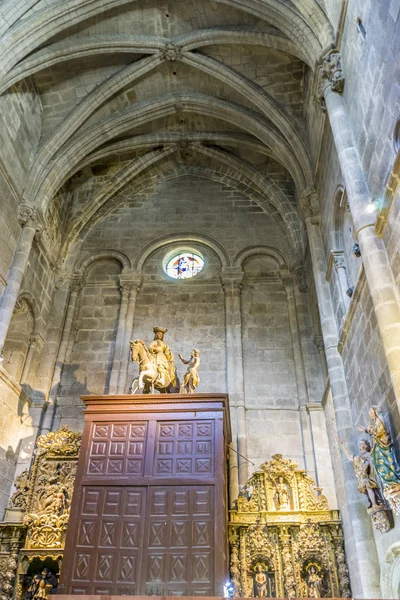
[0,426,81,600]
[229,455,351,598]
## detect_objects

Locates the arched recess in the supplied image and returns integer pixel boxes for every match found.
[3,295,36,383]
[331,184,359,288]
[233,245,288,269]
[76,249,131,278]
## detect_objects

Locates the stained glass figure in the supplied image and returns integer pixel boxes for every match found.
[165,252,204,279]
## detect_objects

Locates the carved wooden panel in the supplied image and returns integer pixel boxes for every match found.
[153,421,214,477]
[70,486,146,595]
[86,422,147,477]
[142,486,214,596]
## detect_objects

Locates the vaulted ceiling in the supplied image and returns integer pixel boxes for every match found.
[0,0,335,266]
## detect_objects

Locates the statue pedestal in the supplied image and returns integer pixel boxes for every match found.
[60,393,231,597]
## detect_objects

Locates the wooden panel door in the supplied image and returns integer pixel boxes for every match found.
[69,486,147,595]
[142,486,214,596]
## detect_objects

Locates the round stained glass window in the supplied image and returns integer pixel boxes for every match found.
[165,251,204,279]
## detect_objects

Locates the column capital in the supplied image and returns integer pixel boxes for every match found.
[313,335,325,352]
[316,48,345,107]
[119,270,142,293]
[326,250,346,281]
[18,203,37,226]
[293,264,308,293]
[279,269,294,290]
[280,266,308,294]
[299,187,319,222]
[70,275,84,295]
[29,332,44,349]
[54,268,69,290]
[221,267,244,294]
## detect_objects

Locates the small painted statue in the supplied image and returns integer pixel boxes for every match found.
[340,439,385,509]
[253,565,267,598]
[358,408,400,486]
[26,569,57,600]
[179,349,200,393]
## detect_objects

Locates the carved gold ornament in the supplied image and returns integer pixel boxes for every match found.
[229,454,351,598]
[1,426,81,600]
[36,425,82,457]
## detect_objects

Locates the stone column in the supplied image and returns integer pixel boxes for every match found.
[280,271,317,481]
[41,275,83,433]
[0,204,37,354]
[116,272,142,394]
[318,50,400,405]
[20,332,44,386]
[108,274,132,394]
[221,267,248,495]
[328,251,350,316]
[301,197,380,598]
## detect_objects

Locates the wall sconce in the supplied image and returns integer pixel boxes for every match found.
[352,243,361,258]
[346,286,354,298]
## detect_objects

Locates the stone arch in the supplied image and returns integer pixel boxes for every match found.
[27,93,310,210]
[381,542,400,598]
[76,249,131,277]
[0,0,332,77]
[0,29,310,95]
[24,50,308,186]
[62,159,297,266]
[233,246,288,269]
[135,233,230,272]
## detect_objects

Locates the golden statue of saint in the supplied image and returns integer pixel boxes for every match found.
[148,327,178,388]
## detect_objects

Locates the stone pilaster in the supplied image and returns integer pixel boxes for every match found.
[41,275,83,433]
[280,270,317,482]
[116,271,142,394]
[301,193,380,598]
[221,267,247,499]
[20,332,44,386]
[0,203,37,353]
[317,50,400,409]
[108,275,133,394]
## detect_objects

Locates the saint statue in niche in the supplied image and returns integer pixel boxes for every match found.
[274,476,290,510]
[26,569,58,600]
[340,439,385,508]
[251,563,275,598]
[357,408,400,512]
[302,564,323,598]
[253,565,267,597]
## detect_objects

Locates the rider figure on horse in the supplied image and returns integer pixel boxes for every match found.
[149,327,178,388]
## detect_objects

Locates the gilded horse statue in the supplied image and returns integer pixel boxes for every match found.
[130,339,180,394]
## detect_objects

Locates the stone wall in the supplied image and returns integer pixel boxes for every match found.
[51,174,331,494]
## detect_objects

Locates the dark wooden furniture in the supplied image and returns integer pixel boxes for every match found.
[60,394,231,597]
